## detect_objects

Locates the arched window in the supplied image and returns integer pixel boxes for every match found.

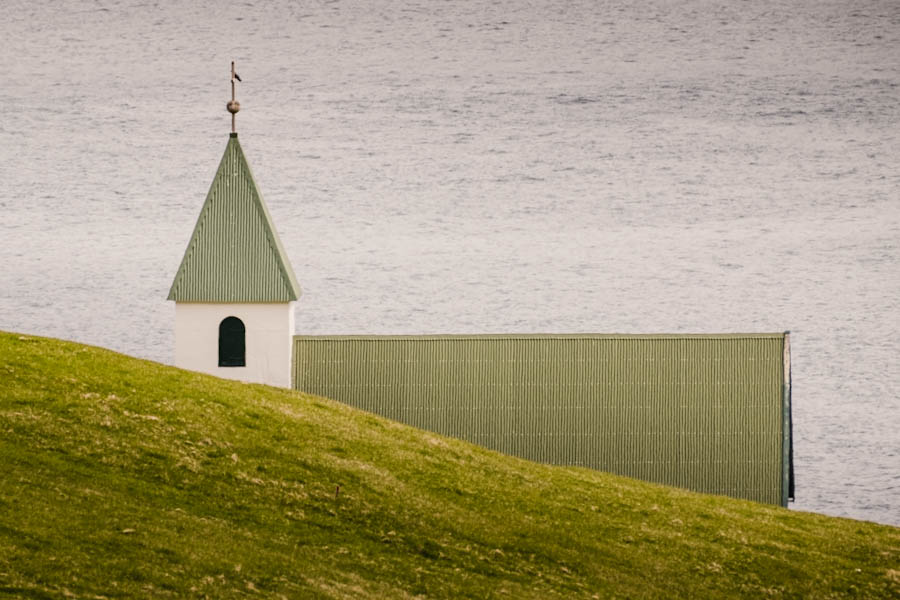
[219,316,246,367]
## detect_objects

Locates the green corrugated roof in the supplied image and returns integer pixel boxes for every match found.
[293,334,793,506]
[168,133,301,302]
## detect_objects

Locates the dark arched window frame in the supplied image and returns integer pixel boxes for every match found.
[218,316,246,367]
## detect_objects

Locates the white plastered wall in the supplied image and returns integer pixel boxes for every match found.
[174,302,295,388]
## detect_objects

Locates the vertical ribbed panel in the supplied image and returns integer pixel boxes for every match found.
[293,334,787,505]
[168,134,301,302]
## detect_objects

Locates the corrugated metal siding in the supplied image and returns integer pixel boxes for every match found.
[168,134,301,302]
[293,334,788,505]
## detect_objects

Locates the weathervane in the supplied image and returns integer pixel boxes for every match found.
[227,61,242,133]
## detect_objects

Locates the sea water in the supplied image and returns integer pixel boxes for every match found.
[1,0,898,526]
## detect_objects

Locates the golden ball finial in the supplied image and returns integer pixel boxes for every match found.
[227,100,241,114]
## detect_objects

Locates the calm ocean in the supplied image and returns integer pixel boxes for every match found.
[2,0,898,526]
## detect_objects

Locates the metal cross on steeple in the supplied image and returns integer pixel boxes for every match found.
[227,61,241,133]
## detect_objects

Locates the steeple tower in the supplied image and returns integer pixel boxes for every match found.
[168,64,300,387]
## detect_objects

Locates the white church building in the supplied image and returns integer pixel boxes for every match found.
[168,129,300,388]
[166,68,793,507]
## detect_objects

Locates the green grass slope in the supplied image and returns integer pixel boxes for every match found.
[1,332,897,599]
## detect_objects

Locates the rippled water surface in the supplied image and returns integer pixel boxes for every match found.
[2,0,898,526]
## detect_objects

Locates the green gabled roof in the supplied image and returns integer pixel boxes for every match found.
[168,133,301,302]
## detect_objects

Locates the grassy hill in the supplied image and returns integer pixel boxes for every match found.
[1,331,897,599]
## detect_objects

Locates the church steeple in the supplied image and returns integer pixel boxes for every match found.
[168,64,298,388]
[167,133,301,302]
